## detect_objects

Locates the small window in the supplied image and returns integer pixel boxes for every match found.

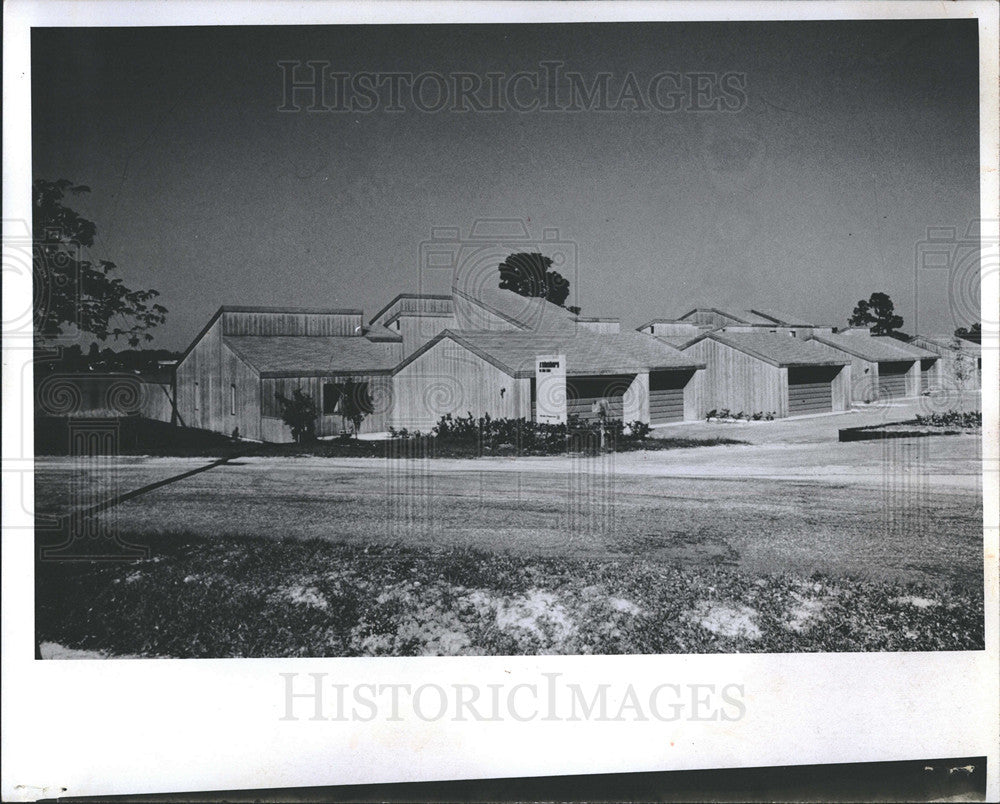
[230,384,236,416]
[650,325,655,334]
[194,382,199,411]
[323,382,342,415]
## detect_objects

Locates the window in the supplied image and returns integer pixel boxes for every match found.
[322,382,342,415]
[650,325,655,334]
[194,382,199,411]
[230,384,236,416]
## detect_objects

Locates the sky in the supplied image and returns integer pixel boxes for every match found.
[32,20,980,350]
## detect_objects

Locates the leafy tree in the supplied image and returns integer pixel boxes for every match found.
[338,379,371,437]
[498,252,572,308]
[34,179,167,346]
[954,322,981,343]
[275,388,318,442]
[848,292,903,335]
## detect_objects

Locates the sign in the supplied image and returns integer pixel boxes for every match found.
[535,354,567,424]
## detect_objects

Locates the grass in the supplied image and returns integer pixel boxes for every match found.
[35,531,984,658]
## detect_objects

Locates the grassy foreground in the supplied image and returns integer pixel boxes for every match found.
[36,533,984,657]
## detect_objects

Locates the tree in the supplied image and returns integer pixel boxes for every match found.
[954,322,981,344]
[34,179,167,346]
[275,388,318,442]
[498,252,572,308]
[848,292,903,335]
[338,379,371,437]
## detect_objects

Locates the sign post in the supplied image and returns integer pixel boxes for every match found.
[535,354,567,425]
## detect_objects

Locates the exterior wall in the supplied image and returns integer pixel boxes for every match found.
[682,338,787,417]
[222,344,262,440]
[576,320,621,334]
[831,365,852,412]
[141,379,176,423]
[904,361,922,397]
[639,322,702,338]
[370,296,453,329]
[175,319,265,438]
[397,314,457,356]
[260,374,394,441]
[451,296,526,332]
[175,315,223,431]
[392,339,526,432]
[624,372,649,423]
[221,310,362,336]
[681,310,744,327]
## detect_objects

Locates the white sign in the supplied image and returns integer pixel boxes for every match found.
[535,354,567,424]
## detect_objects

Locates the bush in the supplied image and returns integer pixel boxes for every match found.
[914,410,981,429]
[427,413,659,455]
[275,389,318,443]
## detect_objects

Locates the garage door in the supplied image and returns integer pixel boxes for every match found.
[649,370,690,424]
[879,361,910,398]
[787,366,836,415]
[566,376,628,423]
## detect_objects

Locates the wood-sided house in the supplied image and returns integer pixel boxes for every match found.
[678,331,852,417]
[908,334,981,391]
[391,328,706,432]
[175,307,402,441]
[806,330,939,401]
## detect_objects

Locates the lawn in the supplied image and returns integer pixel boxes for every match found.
[35,532,983,657]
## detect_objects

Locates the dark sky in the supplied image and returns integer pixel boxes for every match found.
[32,20,980,350]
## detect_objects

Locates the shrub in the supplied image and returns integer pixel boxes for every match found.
[275,389,318,443]
[914,410,981,429]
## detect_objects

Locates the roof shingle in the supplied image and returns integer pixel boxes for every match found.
[693,332,848,367]
[224,336,399,375]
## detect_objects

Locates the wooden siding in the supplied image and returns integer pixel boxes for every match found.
[392,338,528,432]
[641,322,701,338]
[575,320,621,334]
[260,374,394,440]
[175,315,224,432]
[399,314,457,357]
[371,296,454,329]
[682,338,787,417]
[141,379,176,423]
[221,310,362,337]
[222,343,262,440]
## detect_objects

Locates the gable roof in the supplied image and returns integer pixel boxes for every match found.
[677,307,751,325]
[911,335,982,356]
[223,336,399,376]
[452,285,578,331]
[810,333,936,362]
[686,331,848,368]
[745,308,816,327]
[395,329,703,378]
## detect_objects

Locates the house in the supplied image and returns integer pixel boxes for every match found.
[806,330,939,401]
[174,306,403,441]
[391,328,706,432]
[908,334,981,391]
[678,331,852,417]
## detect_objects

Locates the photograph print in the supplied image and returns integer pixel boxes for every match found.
[31,18,986,659]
